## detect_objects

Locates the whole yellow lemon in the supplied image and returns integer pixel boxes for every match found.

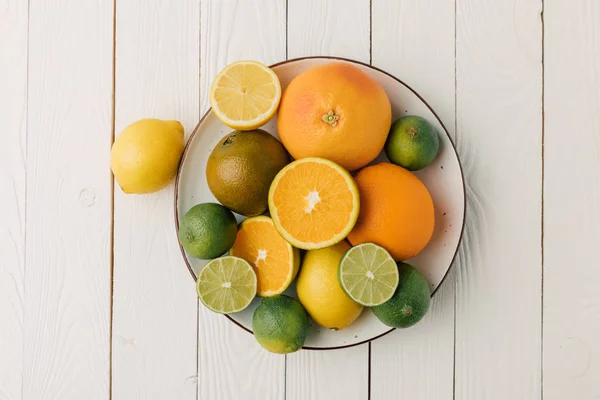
[111,119,185,194]
[296,241,363,330]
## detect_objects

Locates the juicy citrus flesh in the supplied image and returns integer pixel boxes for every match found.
[347,163,435,261]
[210,60,281,130]
[110,119,184,194]
[296,241,364,330]
[230,216,299,297]
[196,256,257,314]
[277,62,392,171]
[268,157,360,250]
[339,243,400,307]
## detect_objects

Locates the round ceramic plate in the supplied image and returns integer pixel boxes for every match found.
[175,56,465,350]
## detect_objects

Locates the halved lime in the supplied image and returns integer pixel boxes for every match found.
[197,256,257,314]
[338,243,399,307]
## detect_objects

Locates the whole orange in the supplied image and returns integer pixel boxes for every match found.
[277,62,392,171]
[347,163,435,260]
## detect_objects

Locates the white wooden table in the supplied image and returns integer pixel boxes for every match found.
[1,0,599,399]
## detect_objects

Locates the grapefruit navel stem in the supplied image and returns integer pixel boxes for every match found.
[321,110,340,127]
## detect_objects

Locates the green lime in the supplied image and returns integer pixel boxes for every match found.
[206,129,289,217]
[371,262,431,328]
[252,295,309,354]
[385,115,440,171]
[179,203,238,259]
[196,256,257,314]
[338,243,399,307]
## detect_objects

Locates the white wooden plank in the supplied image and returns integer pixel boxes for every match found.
[287,0,370,63]
[454,0,543,399]
[544,2,600,399]
[198,1,286,399]
[370,1,456,398]
[371,280,455,399]
[24,0,113,398]
[112,0,200,399]
[286,348,369,400]
[0,1,27,399]
[285,1,370,399]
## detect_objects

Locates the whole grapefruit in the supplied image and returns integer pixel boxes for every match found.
[277,62,391,171]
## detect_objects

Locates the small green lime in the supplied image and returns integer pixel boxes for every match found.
[178,202,238,259]
[252,295,309,354]
[385,115,439,171]
[371,262,431,328]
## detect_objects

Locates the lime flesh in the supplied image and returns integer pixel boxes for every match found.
[197,256,257,314]
[338,243,399,307]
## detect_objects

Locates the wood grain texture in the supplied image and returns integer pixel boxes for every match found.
[454,0,543,399]
[370,1,456,397]
[24,0,113,398]
[112,0,200,399]
[544,2,600,399]
[370,280,454,400]
[198,1,286,399]
[285,1,370,399]
[0,1,27,399]
[287,0,370,63]
[287,348,369,400]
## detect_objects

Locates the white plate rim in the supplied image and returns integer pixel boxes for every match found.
[173,55,466,350]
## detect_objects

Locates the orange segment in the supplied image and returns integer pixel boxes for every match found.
[268,157,360,250]
[230,216,299,297]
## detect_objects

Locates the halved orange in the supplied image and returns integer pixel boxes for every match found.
[268,157,360,250]
[230,216,300,297]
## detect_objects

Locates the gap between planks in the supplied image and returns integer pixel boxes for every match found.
[109,0,117,398]
[540,0,545,398]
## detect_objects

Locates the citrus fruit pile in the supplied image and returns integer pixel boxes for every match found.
[179,60,442,354]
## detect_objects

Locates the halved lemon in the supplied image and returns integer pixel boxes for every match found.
[210,60,281,130]
[268,157,360,250]
[230,216,300,297]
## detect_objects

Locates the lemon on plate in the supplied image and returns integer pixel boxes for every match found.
[210,60,281,130]
[196,256,257,314]
[110,118,185,194]
[296,241,363,330]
